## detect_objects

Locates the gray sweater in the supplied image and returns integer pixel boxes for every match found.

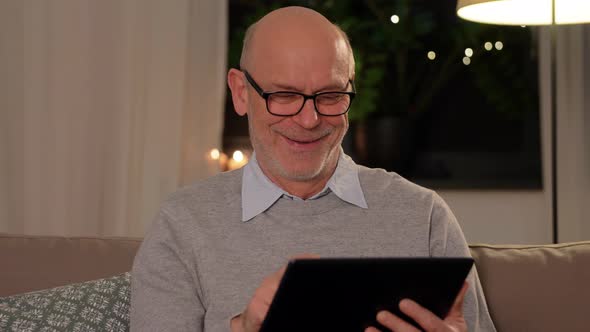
[131,166,496,332]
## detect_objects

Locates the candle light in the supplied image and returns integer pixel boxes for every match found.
[209,148,220,160]
[227,150,249,170]
[206,148,227,174]
[207,148,250,172]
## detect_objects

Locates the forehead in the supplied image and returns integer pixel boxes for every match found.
[247,19,351,87]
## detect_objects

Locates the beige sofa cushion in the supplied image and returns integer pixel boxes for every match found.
[470,242,590,332]
[0,234,141,297]
[3,234,589,332]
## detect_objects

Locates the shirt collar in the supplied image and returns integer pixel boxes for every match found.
[241,149,368,222]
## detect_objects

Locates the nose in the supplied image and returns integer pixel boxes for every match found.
[292,98,320,129]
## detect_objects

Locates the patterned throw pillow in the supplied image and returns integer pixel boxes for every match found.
[0,273,130,332]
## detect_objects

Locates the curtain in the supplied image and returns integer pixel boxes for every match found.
[554,25,590,242]
[0,0,227,237]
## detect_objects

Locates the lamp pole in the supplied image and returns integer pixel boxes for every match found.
[550,0,558,244]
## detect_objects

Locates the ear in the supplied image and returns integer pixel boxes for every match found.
[227,68,249,116]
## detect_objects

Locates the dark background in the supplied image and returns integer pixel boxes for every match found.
[223,0,542,189]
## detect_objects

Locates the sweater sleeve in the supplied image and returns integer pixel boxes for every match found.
[130,209,205,332]
[428,193,497,332]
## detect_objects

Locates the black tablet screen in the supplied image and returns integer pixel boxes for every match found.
[259,257,474,332]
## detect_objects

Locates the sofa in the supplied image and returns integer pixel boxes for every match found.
[1,234,589,331]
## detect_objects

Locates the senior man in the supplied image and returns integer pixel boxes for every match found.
[131,6,496,332]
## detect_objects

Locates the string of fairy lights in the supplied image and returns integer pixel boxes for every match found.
[389,14,518,66]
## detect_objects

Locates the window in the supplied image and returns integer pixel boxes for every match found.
[225,0,542,189]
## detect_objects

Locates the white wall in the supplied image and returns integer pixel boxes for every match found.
[439,191,551,244]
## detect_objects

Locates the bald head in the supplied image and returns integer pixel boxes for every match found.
[226,6,354,193]
[240,6,355,80]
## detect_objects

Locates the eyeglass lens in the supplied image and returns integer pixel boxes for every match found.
[267,92,351,116]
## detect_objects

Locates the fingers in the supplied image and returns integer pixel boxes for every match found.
[241,302,266,331]
[241,275,281,331]
[261,254,321,304]
[376,310,420,332]
[267,266,287,290]
[398,299,440,331]
[373,304,441,332]
[449,282,469,317]
[264,254,319,298]
[240,255,320,332]
[391,282,469,332]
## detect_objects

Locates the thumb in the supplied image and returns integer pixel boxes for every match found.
[271,254,320,283]
[289,253,321,260]
[448,281,469,318]
[271,255,321,283]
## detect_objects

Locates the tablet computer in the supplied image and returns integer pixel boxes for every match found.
[259,257,473,332]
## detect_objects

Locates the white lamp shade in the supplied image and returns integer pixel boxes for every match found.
[457,0,590,25]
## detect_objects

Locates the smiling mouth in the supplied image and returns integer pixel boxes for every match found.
[287,136,323,144]
[275,128,332,148]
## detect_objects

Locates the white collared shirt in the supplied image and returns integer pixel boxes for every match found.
[241,149,368,221]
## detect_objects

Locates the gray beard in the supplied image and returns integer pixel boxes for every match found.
[248,122,341,183]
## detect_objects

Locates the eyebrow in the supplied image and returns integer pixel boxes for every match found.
[270,81,349,93]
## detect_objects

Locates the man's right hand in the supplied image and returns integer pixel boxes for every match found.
[230,254,320,332]
[231,266,286,332]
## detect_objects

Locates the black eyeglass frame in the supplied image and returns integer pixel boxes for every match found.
[242,70,356,117]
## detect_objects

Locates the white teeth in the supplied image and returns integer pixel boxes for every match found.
[291,138,317,143]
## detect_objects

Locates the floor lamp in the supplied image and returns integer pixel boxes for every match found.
[456,0,590,244]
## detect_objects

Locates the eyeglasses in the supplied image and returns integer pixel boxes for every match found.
[243,70,356,117]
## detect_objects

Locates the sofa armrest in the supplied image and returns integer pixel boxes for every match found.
[0,234,142,297]
[470,241,590,332]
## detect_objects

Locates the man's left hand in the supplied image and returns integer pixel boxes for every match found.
[365,282,469,332]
